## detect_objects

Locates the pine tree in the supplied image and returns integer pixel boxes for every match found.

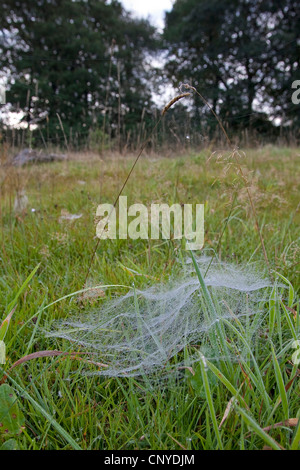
[0,0,158,146]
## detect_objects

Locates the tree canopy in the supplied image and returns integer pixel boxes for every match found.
[0,0,299,147]
[164,0,300,137]
[0,0,158,145]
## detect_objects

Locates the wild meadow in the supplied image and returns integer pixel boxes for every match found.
[0,143,299,450]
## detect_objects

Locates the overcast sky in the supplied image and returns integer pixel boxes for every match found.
[120,0,174,30]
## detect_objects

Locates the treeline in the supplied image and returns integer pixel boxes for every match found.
[0,0,299,150]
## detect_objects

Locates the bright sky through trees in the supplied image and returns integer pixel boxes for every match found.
[120,0,173,29]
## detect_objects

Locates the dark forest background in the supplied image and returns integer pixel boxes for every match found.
[0,0,299,151]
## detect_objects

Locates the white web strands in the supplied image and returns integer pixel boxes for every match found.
[46,257,277,378]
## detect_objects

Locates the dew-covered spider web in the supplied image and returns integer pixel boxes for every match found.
[46,256,277,378]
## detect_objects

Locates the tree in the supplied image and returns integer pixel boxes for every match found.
[261,0,300,129]
[164,0,300,138]
[0,0,159,146]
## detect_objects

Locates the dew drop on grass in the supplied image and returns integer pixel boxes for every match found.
[46,256,278,379]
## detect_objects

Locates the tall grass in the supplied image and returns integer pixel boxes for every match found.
[0,87,299,449]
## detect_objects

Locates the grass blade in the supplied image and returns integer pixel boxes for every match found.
[271,344,289,420]
[199,353,223,450]
[6,375,82,450]
[235,405,283,450]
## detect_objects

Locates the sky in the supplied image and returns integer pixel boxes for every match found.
[119,0,176,105]
[120,0,174,30]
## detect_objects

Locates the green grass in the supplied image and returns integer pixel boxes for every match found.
[0,145,299,450]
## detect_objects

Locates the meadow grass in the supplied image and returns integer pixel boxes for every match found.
[0,145,299,450]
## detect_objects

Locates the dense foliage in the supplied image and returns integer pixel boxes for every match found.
[0,0,158,145]
[164,0,300,136]
[0,0,299,145]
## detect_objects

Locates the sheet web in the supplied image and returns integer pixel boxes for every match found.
[46,257,274,377]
